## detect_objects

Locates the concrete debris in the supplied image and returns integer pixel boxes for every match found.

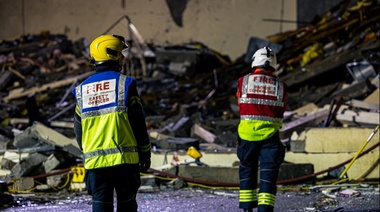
[0,0,379,210]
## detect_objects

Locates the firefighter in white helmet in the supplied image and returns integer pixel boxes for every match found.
[236,47,288,212]
[72,34,151,212]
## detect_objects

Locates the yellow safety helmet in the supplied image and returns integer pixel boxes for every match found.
[89,34,128,64]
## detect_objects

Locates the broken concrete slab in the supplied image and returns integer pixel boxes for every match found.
[12,122,81,158]
[169,162,314,185]
[178,166,238,184]
[11,177,34,191]
[364,88,380,106]
[8,152,48,180]
[345,99,379,111]
[42,153,66,173]
[303,127,378,153]
[335,109,379,127]
[285,148,380,180]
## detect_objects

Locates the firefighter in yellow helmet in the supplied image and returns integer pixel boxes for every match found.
[236,47,288,212]
[72,34,151,212]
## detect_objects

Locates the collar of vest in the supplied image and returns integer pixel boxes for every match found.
[94,62,121,73]
[252,68,274,75]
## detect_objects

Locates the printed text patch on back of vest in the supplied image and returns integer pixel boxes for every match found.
[82,79,116,109]
[247,75,278,96]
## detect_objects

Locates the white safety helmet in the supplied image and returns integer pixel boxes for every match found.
[251,47,277,70]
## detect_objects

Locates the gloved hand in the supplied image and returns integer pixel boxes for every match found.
[139,151,151,172]
[139,158,151,172]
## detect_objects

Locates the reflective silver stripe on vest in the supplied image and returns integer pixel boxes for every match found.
[83,146,138,160]
[239,98,284,107]
[76,84,83,111]
[118,75,126,106]
[241,75,249,98]
[240,115,283,123]
[81,106,127,119]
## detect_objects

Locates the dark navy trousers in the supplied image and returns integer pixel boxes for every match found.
[86,164,141,212]
[237,132,286,212]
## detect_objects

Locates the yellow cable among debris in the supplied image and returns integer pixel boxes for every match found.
[7,171,73,194]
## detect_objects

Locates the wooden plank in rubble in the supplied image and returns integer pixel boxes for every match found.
[2,71,94,102]
[279,109,329,140]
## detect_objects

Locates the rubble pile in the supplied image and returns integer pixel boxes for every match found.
[0,0,379,204]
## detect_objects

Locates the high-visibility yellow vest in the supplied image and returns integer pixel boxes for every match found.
[73,71,139,169]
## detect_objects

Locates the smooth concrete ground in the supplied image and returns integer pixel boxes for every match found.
[2,186,380,212]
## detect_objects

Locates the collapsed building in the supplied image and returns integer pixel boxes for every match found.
[0,0,379,208]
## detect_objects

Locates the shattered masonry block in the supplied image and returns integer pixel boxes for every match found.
[12,177,34,191]
[43,153,65,173]
[3,151,30,163]
[0,157,16,170]
[47,171,69,188]
[70,183,86,191]
[13,127,41,148]
[10,153,48,179]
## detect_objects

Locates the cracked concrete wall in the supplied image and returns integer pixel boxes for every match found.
[0,0,296,60]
